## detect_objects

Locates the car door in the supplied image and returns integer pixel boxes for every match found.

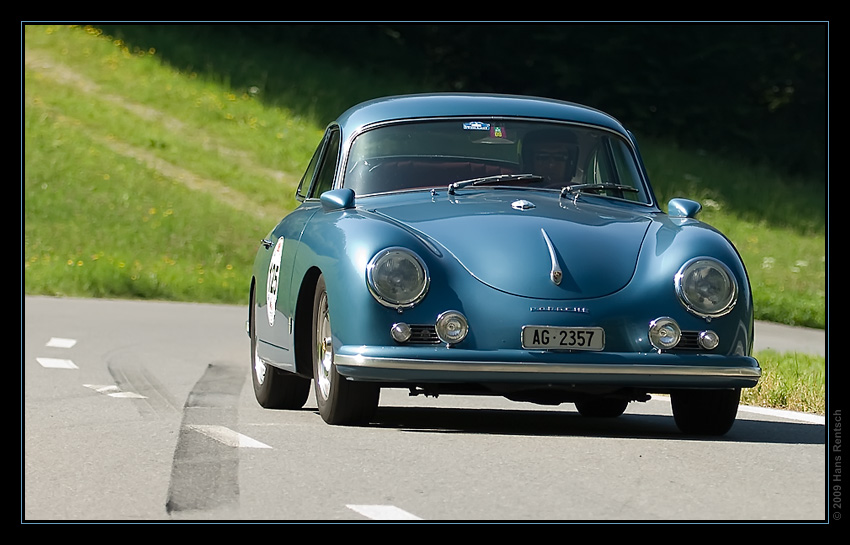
[256,126,341,369]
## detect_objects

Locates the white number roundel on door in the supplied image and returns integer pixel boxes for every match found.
[266,237,285,326]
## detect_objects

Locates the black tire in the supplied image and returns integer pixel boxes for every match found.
[575,397,628,418]
[671,388,741,436]
[250,288,310,409]
[312,275,379,425]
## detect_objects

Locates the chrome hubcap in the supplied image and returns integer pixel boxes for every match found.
[252,308,266,385]
[316,292,333,400]
[254,350,266,385]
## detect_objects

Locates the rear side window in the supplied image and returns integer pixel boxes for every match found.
[310,129,341,198]
[296,136,325,201]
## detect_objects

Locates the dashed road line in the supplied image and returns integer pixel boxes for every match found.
[346,504,423,520]
[186,424,271,449]
[46,337,77,348]
[83,384,147,399]
[35,357,78,369]
[37,337,79,369]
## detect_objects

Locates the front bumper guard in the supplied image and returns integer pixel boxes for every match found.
[334,351,761,390]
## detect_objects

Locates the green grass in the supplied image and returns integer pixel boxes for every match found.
[22,25,827,415]
[24,25,319,303]
[740,351,825,415]
[642,143,826,329]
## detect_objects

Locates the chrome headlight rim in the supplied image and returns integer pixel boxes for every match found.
[674,257,739,318]
[366,247,430,309]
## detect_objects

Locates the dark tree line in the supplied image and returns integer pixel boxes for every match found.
[279,23,826,179]
[100,23,827,179]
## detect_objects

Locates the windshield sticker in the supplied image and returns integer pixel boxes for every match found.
[463,121,491,131]
[471,124,513,144]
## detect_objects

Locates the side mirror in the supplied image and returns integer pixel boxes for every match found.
[667,198,702,219]
[320,188,356,211]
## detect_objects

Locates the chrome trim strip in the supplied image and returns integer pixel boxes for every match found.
[334,354,762,379]
[540,228,563,286]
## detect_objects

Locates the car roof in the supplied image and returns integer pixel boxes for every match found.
[334,93,630,137]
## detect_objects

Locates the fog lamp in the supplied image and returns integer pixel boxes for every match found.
[435,310,468,345]
[649,317,681,350]
[391,322,412,343]
[698,330,720,350]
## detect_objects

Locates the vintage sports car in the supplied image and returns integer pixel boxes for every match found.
[248,93,761,435]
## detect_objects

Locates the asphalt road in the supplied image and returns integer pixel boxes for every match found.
[753,320,825,356]
[22,296,828,521]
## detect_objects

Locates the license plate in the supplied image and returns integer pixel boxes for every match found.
[522,326,605,350]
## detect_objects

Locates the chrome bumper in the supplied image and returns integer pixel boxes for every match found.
[334,352,761,389]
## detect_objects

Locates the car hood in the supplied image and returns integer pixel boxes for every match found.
[366,190,653,300]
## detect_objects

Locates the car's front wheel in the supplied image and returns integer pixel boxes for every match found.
[250,288,310,409]
[671,388,741,436]
[312,275,379,425]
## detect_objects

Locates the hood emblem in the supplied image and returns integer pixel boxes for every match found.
[540,229,563,286]
[511,199,535,210]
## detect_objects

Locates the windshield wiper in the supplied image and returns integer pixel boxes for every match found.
[448,174,543,194]
[560,183,639,198]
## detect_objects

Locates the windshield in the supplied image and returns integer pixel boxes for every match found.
[343,119,651,204]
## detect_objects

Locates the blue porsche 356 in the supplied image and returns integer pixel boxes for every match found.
[248,93,761,435]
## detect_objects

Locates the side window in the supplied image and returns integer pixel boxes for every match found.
[310,129,341,198]
[295,136,326,201]
[587,143,615,185]
[585,138,648,203]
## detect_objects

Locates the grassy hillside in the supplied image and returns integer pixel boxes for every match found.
[22,25,827,415]
[23,24,826,328]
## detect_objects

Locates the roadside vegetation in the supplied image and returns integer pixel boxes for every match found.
[23,25,826,414]
[741,350,824,415]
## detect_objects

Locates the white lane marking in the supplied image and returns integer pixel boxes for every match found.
[186,425,271,449]
[83,384,147,399]
[737,404,825,425]
[36,357,78,369]
[46,337,77,348]
[650,395,825,425]
[346,504,423,520]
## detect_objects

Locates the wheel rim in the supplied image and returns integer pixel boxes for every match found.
[251,302,267,385]
[253,347,267,385]
[316,291,333,400]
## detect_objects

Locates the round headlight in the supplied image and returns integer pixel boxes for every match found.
[366,248,430,309]
[675,258,738,318]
